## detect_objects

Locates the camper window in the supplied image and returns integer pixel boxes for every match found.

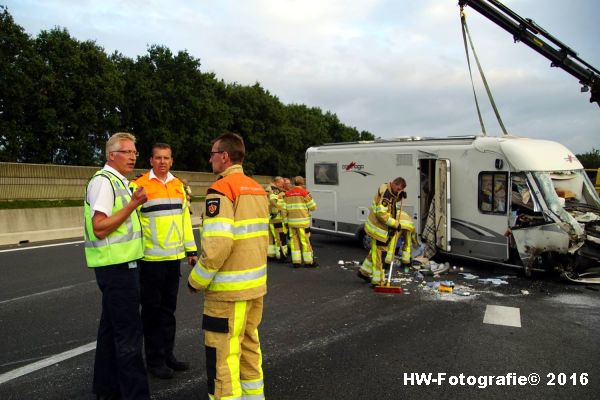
[314,163,339,185]
[478,172,507,214]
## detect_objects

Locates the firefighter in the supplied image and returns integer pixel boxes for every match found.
[188,132,269,400]
[283,176,317,267]
[130,143,198,379]
[357,177,408,285]
[266,176,288,261]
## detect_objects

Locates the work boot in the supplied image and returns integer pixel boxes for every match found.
[357,270,371,283]
[291,263,302,268]
[304,261,318,268]
[148,364,174,379]
[166,355,189,372]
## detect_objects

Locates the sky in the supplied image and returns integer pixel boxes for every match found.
[4,0,600,154]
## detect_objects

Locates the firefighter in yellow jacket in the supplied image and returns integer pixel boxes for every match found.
[130,143,198,379]
[266,176,288,261]
[188,132,269,400]
[283,176,317,267]
[358,177,411,285]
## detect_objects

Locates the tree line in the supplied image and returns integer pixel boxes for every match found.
[0,7,374,176]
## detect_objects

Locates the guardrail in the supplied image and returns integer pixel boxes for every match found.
[0,162,271,201]
[0,162,273,246]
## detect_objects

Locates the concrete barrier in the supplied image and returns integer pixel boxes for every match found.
[0,203,204,246]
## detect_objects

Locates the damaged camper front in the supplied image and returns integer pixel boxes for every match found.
[509,169,600,283]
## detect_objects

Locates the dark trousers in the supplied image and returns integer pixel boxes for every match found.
[139,259,181,368]
[93,263,149,400]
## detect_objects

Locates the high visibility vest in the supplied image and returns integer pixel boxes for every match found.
[83,170,143,268]
[131,172,197,261]
[364,183,400,243]
[284,186,316,228]
[188,164,269,301]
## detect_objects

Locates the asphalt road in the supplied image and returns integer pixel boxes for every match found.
[1,232,599,399]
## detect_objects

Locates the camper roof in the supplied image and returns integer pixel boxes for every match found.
[308,135,583,172]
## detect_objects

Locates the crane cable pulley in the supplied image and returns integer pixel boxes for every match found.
[460,6,509,136]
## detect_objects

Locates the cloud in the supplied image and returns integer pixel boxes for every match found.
[6,0,600,154]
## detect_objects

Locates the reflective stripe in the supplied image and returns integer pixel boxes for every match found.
[242,395,265,400]
[145,246,183,256]
[143,197,183,208]
[241,380,264,390]
[232,222,268,239]
[213,265,266,283]
[85,230,141,248]
[203,219,235,239]
[191,262,218,286]
[285,203,307,210]
[287,217,310,224]
[140,208,183,217]
[365,219,387,237]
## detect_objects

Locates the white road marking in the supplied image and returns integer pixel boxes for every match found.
[483,304,521,327]
[0,280,96,305]
[0,227,200,254]
[0,341,96,385]
[0,240,84,253]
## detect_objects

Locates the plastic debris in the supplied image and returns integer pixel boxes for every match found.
[478,278,509,285]
[459,273,479,280]
[338,260,345,265]
[521,290,530,295]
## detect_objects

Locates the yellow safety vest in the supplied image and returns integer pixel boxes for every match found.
[83,170,143,268]
[130,172,197,261]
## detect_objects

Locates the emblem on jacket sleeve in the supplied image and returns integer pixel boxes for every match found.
[206,198,220,217]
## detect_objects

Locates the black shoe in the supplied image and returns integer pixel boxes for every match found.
[304,262,318,268]
[292,263,302,268]
[166,356,189,372]
[357,270,371,283]
[148,365,174,379]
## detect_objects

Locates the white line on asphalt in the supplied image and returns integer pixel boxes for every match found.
[483,304,521,327]
[0,240,84,253]
[0,227,201,254]
[0,341,96,385]
[0,280,96,306]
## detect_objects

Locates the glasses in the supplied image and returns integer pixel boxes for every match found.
[210,151,225,156]
[112,150,139,157]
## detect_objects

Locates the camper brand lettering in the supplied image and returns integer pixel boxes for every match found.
[402,372,588,388]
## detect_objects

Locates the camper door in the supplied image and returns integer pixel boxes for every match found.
[435,159,451,251]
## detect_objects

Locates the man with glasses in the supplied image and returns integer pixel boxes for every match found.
[188,132,269,400]
[130,143,198,379]
[84,132,150,400]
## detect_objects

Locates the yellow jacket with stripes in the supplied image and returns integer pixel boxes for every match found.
[283,186,316,228]
[188,164,269,301]
[266,184,285,223]
[131,171,197,261]
[364,183,401,243]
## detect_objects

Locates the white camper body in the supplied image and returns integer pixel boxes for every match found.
[306,135,600,281]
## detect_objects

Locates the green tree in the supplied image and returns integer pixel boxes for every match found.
[0,6,42,162]
[577,148,600,169]
[115,46,230,171]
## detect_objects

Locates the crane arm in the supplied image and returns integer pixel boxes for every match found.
[458,0,600,106]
